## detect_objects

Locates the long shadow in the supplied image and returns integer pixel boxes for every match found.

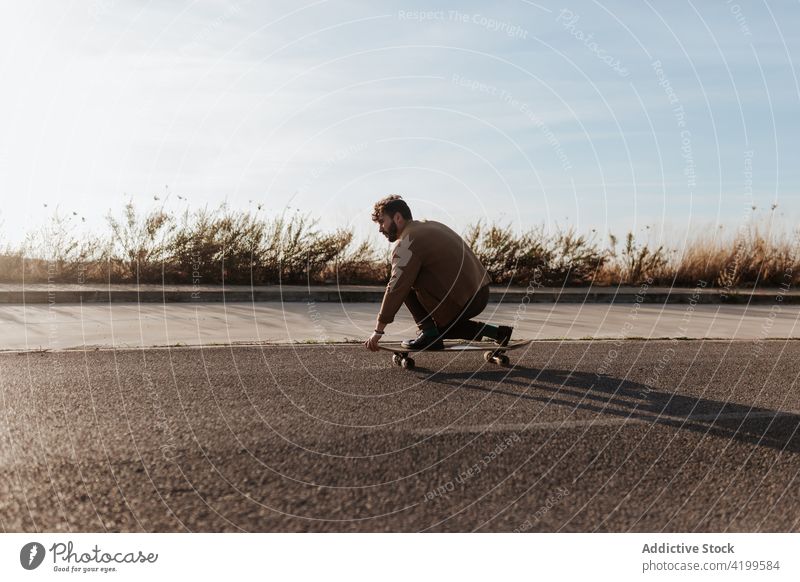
[419,365,800,453]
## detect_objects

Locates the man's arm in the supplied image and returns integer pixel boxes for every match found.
[377,238,421,325]
[364,238,421,351]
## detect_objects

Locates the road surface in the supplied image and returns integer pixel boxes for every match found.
[1,341,798,532]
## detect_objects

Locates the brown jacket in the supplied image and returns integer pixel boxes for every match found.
[378,220,490,326]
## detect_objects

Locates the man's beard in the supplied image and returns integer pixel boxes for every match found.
[383,221,399,243]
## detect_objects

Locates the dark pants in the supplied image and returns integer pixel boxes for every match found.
[404,285,491,341]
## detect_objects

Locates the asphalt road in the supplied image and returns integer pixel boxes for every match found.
[1,341,799,532]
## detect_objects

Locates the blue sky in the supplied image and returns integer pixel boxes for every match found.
[1,0,798,247]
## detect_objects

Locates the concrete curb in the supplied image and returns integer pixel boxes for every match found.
[0,284,796,305]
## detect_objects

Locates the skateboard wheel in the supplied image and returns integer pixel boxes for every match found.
[392,354,402,366]
[483,351,493,362]
[498,354,510,365]
[401,357,415,369]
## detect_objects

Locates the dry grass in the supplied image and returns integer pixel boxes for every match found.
[1,202,797,288]
[662,222,798,289]
[464,222,606,285]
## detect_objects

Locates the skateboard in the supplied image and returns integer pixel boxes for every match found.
[378,339,532,369]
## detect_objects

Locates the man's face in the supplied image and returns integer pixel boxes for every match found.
[378,213,399,242]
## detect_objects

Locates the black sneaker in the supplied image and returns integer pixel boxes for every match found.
[401,330,444,350]
[495,325,513,346]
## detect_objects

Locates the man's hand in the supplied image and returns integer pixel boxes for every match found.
[364,331,383,352]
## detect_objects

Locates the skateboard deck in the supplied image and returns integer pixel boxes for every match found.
[378,339,532,369]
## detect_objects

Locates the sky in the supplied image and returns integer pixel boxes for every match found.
[1,0,798,248]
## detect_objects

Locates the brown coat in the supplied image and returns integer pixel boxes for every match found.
[378,220,490,326]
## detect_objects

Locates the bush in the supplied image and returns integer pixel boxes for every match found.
[1,201,797,289]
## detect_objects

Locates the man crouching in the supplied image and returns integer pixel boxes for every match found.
[364,195,513,352]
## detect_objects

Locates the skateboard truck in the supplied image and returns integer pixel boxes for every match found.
[391,352,415,369]
[483,348,510,366]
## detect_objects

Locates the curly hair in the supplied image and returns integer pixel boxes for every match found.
[371,195,413,222]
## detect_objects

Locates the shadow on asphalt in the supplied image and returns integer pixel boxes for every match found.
[417,365,800,453]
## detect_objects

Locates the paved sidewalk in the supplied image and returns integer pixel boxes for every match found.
[2,301,797,351]
[0,283,796,304]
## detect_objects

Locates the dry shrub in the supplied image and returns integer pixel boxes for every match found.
[603,232,669,285]
[465,222,551,284]
[169,207,267,284]
[319,236,386,284]
[104,201,175,282]
[465,222,604,285]
[546,227,607,285]
[1,202,798,289]
[13,211,103,283]
[669,223,799,289]
[98,203,378,285]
